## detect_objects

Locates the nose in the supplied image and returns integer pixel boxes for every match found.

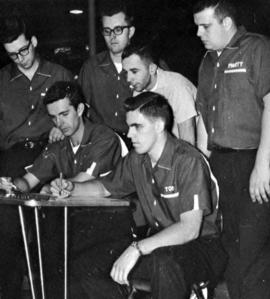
[126,72,133,84]
[54,116,62,128]
[17,54,24,62]
[127,127,134,139]
[197,26,203,37]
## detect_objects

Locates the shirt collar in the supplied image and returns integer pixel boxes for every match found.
[9,56,50,82]
[143,134,177,171]
[204,26,247,58]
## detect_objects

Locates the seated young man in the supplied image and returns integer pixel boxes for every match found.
[51,91,228,299]
[13,81,133,299]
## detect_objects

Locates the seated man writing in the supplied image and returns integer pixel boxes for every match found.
[51,91,228,299]
[13,81,133,299]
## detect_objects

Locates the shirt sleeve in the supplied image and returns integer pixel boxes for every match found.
[100,153,136,198]
[252,37,270,99]
[177,154,215,216]
[26,145,58,183]
[82,130,122,178]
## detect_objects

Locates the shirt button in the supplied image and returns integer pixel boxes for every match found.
[155,221,159,227]
[217,62,220,67]
[153,200,157,206]
[116,94,119,99]
[212,106,216,111]
[31,105,35,110]
[152,178,155,184]
[115,112,118,117]
[117,76,120,81]
[28,121,31,126]
[74,160,77,164]
[214,84,217,89]
[29,86,33,91]
[211,128,215,134]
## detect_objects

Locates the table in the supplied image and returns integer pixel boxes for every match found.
[0,194,130,299]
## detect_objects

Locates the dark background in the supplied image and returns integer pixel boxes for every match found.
[0,0,269,84]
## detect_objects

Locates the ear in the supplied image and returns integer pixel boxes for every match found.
[128,26,135,40]
[31,36,38,48]
[149,62,158,76]
[155,118,165,134]
[77,103,85,117]
[222,16,233,31]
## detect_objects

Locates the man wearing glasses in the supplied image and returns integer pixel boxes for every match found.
[79,0,135,149]
[0,9,72,299]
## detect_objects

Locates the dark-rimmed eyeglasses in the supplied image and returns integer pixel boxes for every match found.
[7,41,32,60]
[101,26,131,36]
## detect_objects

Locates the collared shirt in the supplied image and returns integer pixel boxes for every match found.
[0,58,73,150]
[27,120,122,183]
[197,26,270,149]
[134,68,197,138]
[101,134,219,237]
[79,51,132,134]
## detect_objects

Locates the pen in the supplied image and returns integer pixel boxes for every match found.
[59,172,63,195]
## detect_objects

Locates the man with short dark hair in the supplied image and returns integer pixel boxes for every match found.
[13,81,131,299]
[0,10,72,298]
[53,91,227,299]
[193,0,270,298]
[122,42,197,145]
[78,0,135,148]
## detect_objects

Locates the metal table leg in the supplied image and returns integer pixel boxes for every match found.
[34,207,46,299]
[18,206,36,299]
[64,206,68,299]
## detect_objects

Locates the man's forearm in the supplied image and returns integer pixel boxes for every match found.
[138,210,203,255]
[71,180,111,197]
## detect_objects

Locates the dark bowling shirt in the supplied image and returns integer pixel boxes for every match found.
[196,26,270,150]
[27,120,122,183]
[101,134,219,237]
[0,58,73,150]
[78,51,132,134]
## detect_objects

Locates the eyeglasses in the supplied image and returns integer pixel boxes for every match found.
[101,26,131,36]
[7,41,32,60]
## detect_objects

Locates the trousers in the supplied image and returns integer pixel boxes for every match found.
[210,150,270,299]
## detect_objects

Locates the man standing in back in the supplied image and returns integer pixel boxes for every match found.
[79,0,135,148]
[122,41,197,145]
[193,0,270,298]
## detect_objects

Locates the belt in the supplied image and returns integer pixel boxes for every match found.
[212,146,257,153]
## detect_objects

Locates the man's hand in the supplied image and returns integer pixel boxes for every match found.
[249,162,270,204]
[50,178,73,198]
[110,245,140,285]
[48,127,65,143]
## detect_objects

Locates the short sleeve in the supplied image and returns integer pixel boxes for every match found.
[100,153,136,198]
[27,145,58,183]
[177,154,215,216]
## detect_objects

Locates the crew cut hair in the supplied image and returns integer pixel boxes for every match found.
[193,0,239,26]
[43,81,85,110]
[99,0,134,25]
[124,92,173,133]
[122,41,159,66]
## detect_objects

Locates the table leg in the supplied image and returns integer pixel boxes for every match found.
[18,206,36,299]
[64,206,68,299]
[34,207,46,299]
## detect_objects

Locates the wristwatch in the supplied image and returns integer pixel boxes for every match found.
[130,241,143,256]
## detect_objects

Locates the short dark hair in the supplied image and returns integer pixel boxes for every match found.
[124,92,173,133]
[43,81,85,110]
[122,41,159,66]
[193,0,239,26]
[0,7,33,44]
[99,0,134,25]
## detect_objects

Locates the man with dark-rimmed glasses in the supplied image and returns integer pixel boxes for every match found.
[0,8,72,299]
[79,0,135,149]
